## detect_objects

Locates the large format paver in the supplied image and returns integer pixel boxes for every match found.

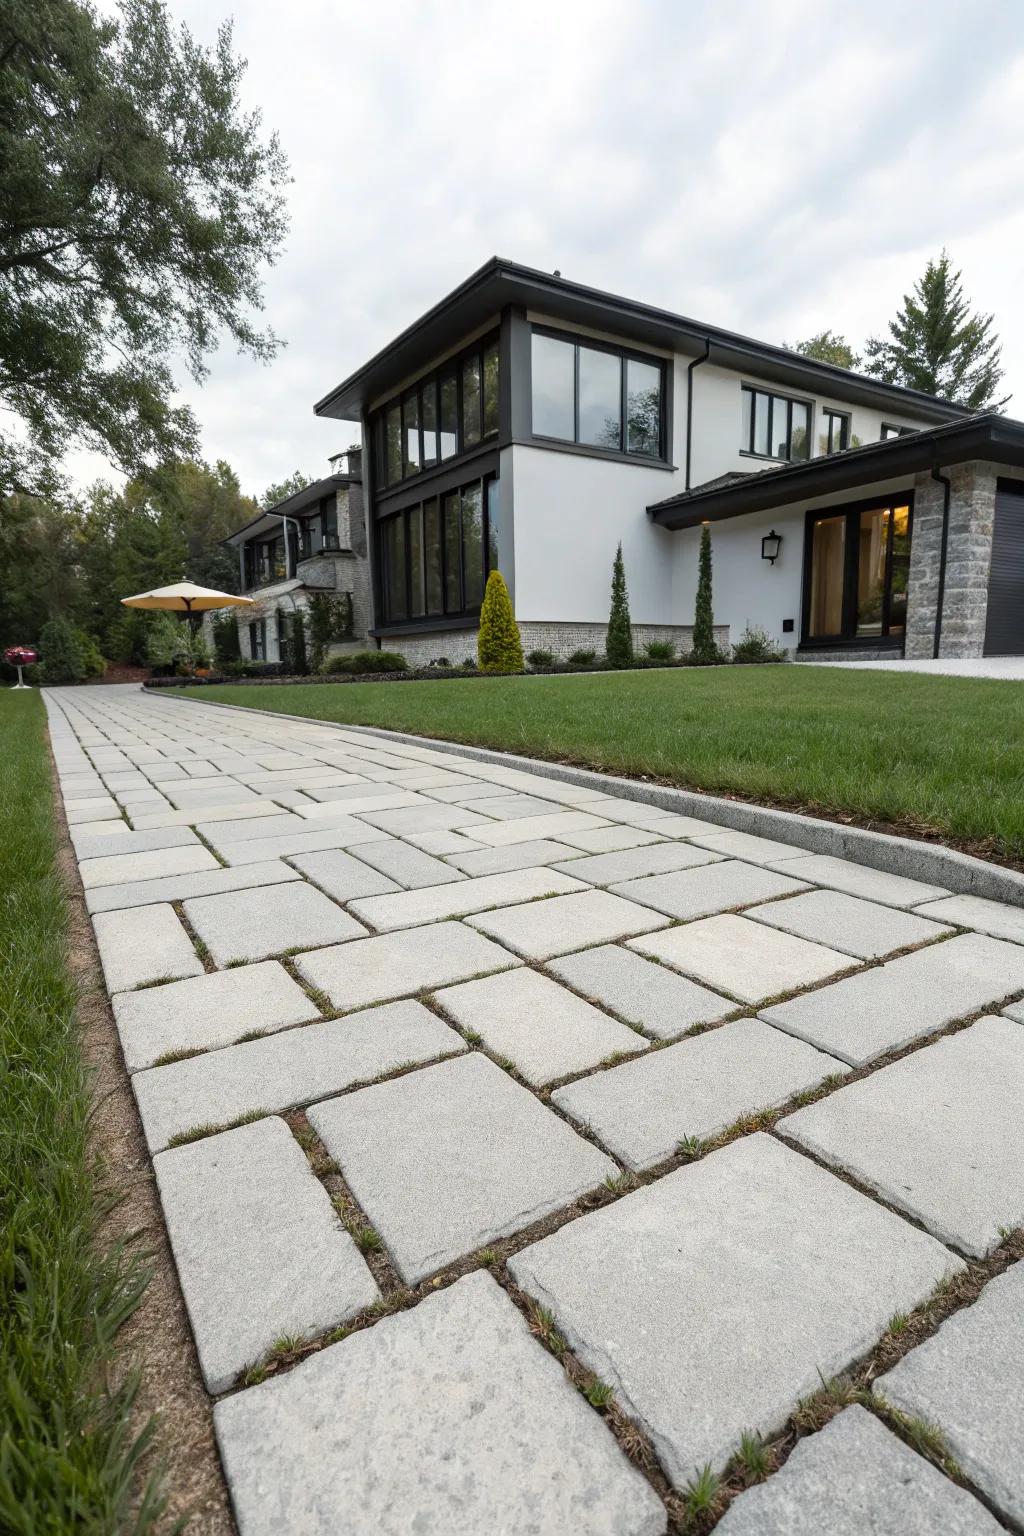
[466,888,669,960]
[554,825,667,854]
[875,1262,1024,1525]
[308,1053,616,1282]
[92,903,204,994]
[609,859,809,919]
[552,1018,848,1169]
[288,848,399,900]
[716,1406,1000,1535]
[445,838,583,875]
[689,828,811,865]
[296,921,520,1010]
[547,945,735,1039]
[70,824,201,861]
[629,914,855,1003]
[764,852,950,908]
[132,999,466,1151]
[349,837,465,888]
[778,1015,1024,1256]
[508,1134,962,1487]
[154,1117,378,1393]
[194,812,309,844]
[348,866,586,932]
[746,889,952,959]
[435,968,644,1085]
[913,891,1024,944]
[214,1271,666,1536]
[357,803,491,836]
[85,857,302,914]
[78,842,218,889]
[183,882,367,966]
[468,810,613,847]
[212,823,387,864]
[112,960,321,1072]
[552,841,722,886]
[130,801,285,830]
[761,933,1024,1065]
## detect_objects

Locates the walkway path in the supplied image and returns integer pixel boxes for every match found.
[45,684,1024,1534]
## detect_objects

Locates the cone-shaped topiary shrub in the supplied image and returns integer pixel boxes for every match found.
[477,570,524,672]
[691,523,719,663]
[606,543,633,667]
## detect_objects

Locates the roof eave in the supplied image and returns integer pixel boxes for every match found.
[648,414,1024,529]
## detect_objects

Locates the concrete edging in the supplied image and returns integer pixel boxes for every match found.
[158,688,1024,908]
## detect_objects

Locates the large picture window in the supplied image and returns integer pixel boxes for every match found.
[378,473,497,625]
[530,328,665,459]
[741,385,810,462]
[803,496,913,646]
[373,336,499,490]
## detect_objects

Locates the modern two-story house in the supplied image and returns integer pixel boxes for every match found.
[229,259,1024,664]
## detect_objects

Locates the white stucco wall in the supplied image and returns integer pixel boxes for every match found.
[509,444,679,622]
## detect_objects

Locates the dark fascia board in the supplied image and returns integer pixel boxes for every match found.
[313,256,970,426]
[647,413,1024,529]
[223,475,359,546]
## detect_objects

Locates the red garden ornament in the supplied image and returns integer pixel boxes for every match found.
[4,645,38,689]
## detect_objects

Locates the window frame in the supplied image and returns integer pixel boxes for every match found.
[740,384,813,463]
[881,422,916,441]
[820,407,851,456]
[529,325,668,463]
[799,492,915,649]
[377,472,497,629]
[371,332,500,492]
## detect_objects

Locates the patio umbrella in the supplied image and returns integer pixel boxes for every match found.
[121,582,254,617]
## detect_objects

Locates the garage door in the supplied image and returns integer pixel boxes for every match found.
[984,479,1024,655]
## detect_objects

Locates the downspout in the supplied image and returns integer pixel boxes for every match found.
[930,464,952,659]
[685,339,712,491]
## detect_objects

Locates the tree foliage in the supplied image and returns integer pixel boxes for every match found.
[606,543,633,667]
[263,471,312,509]
[35,614,104,683]
[477,570,523,672]
[791,330,861,370]
[691,524,718,663]
[0,0,289,496]
[864,252,1006,411]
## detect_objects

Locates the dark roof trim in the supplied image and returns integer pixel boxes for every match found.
[647,413,1024,529]
[224,474,358,546]
[314,256,970,425]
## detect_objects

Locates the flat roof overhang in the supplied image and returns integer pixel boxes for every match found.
[647,413,1024,530]
[223,474,358,546]
[314,257,970,426]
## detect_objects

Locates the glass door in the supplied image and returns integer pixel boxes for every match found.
[803,499,912,646]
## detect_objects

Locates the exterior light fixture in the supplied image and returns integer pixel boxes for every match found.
[761,529,782,565]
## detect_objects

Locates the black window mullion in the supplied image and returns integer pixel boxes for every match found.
[573,344,580,445]
[881,502,896,637]
[457,489,465,613]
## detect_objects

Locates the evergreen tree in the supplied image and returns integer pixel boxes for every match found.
[864,252,1006,410]
[691,524,718,664]
[477,571,524,672]
[606,544,633,667]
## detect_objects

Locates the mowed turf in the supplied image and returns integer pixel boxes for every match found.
[177,666,1024,860]
[0,691,159,1532]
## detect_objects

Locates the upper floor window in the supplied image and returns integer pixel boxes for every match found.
[530,329,665,459]
[881,422,916,440]
[373,334,499,491]
[820,408,851,456]
[741,385,810,462]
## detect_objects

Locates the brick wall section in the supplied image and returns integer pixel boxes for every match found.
[906,461,997,660]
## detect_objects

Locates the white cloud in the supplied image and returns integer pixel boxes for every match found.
[66,0,1024,494]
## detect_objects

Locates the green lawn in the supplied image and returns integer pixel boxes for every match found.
[177,666,1024,862]
[0,692,159,1533]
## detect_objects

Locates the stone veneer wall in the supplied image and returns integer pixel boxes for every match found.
[380,621,731,668]
[905,461,997,660]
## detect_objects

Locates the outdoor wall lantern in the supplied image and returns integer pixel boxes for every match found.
[761,529,782,565]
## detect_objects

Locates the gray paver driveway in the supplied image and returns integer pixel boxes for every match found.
[44,683,1024,1534]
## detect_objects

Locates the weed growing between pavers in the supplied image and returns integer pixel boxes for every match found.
[166,1108,269,1147]
[0,691,164,1532]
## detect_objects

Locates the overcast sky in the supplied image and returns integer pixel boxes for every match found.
[74,0,1024,499]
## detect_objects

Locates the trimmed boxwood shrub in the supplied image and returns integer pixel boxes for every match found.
[569,648,597,665]
[644,640,675,661]
[526,649,554,668]
[323,650,408,675]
